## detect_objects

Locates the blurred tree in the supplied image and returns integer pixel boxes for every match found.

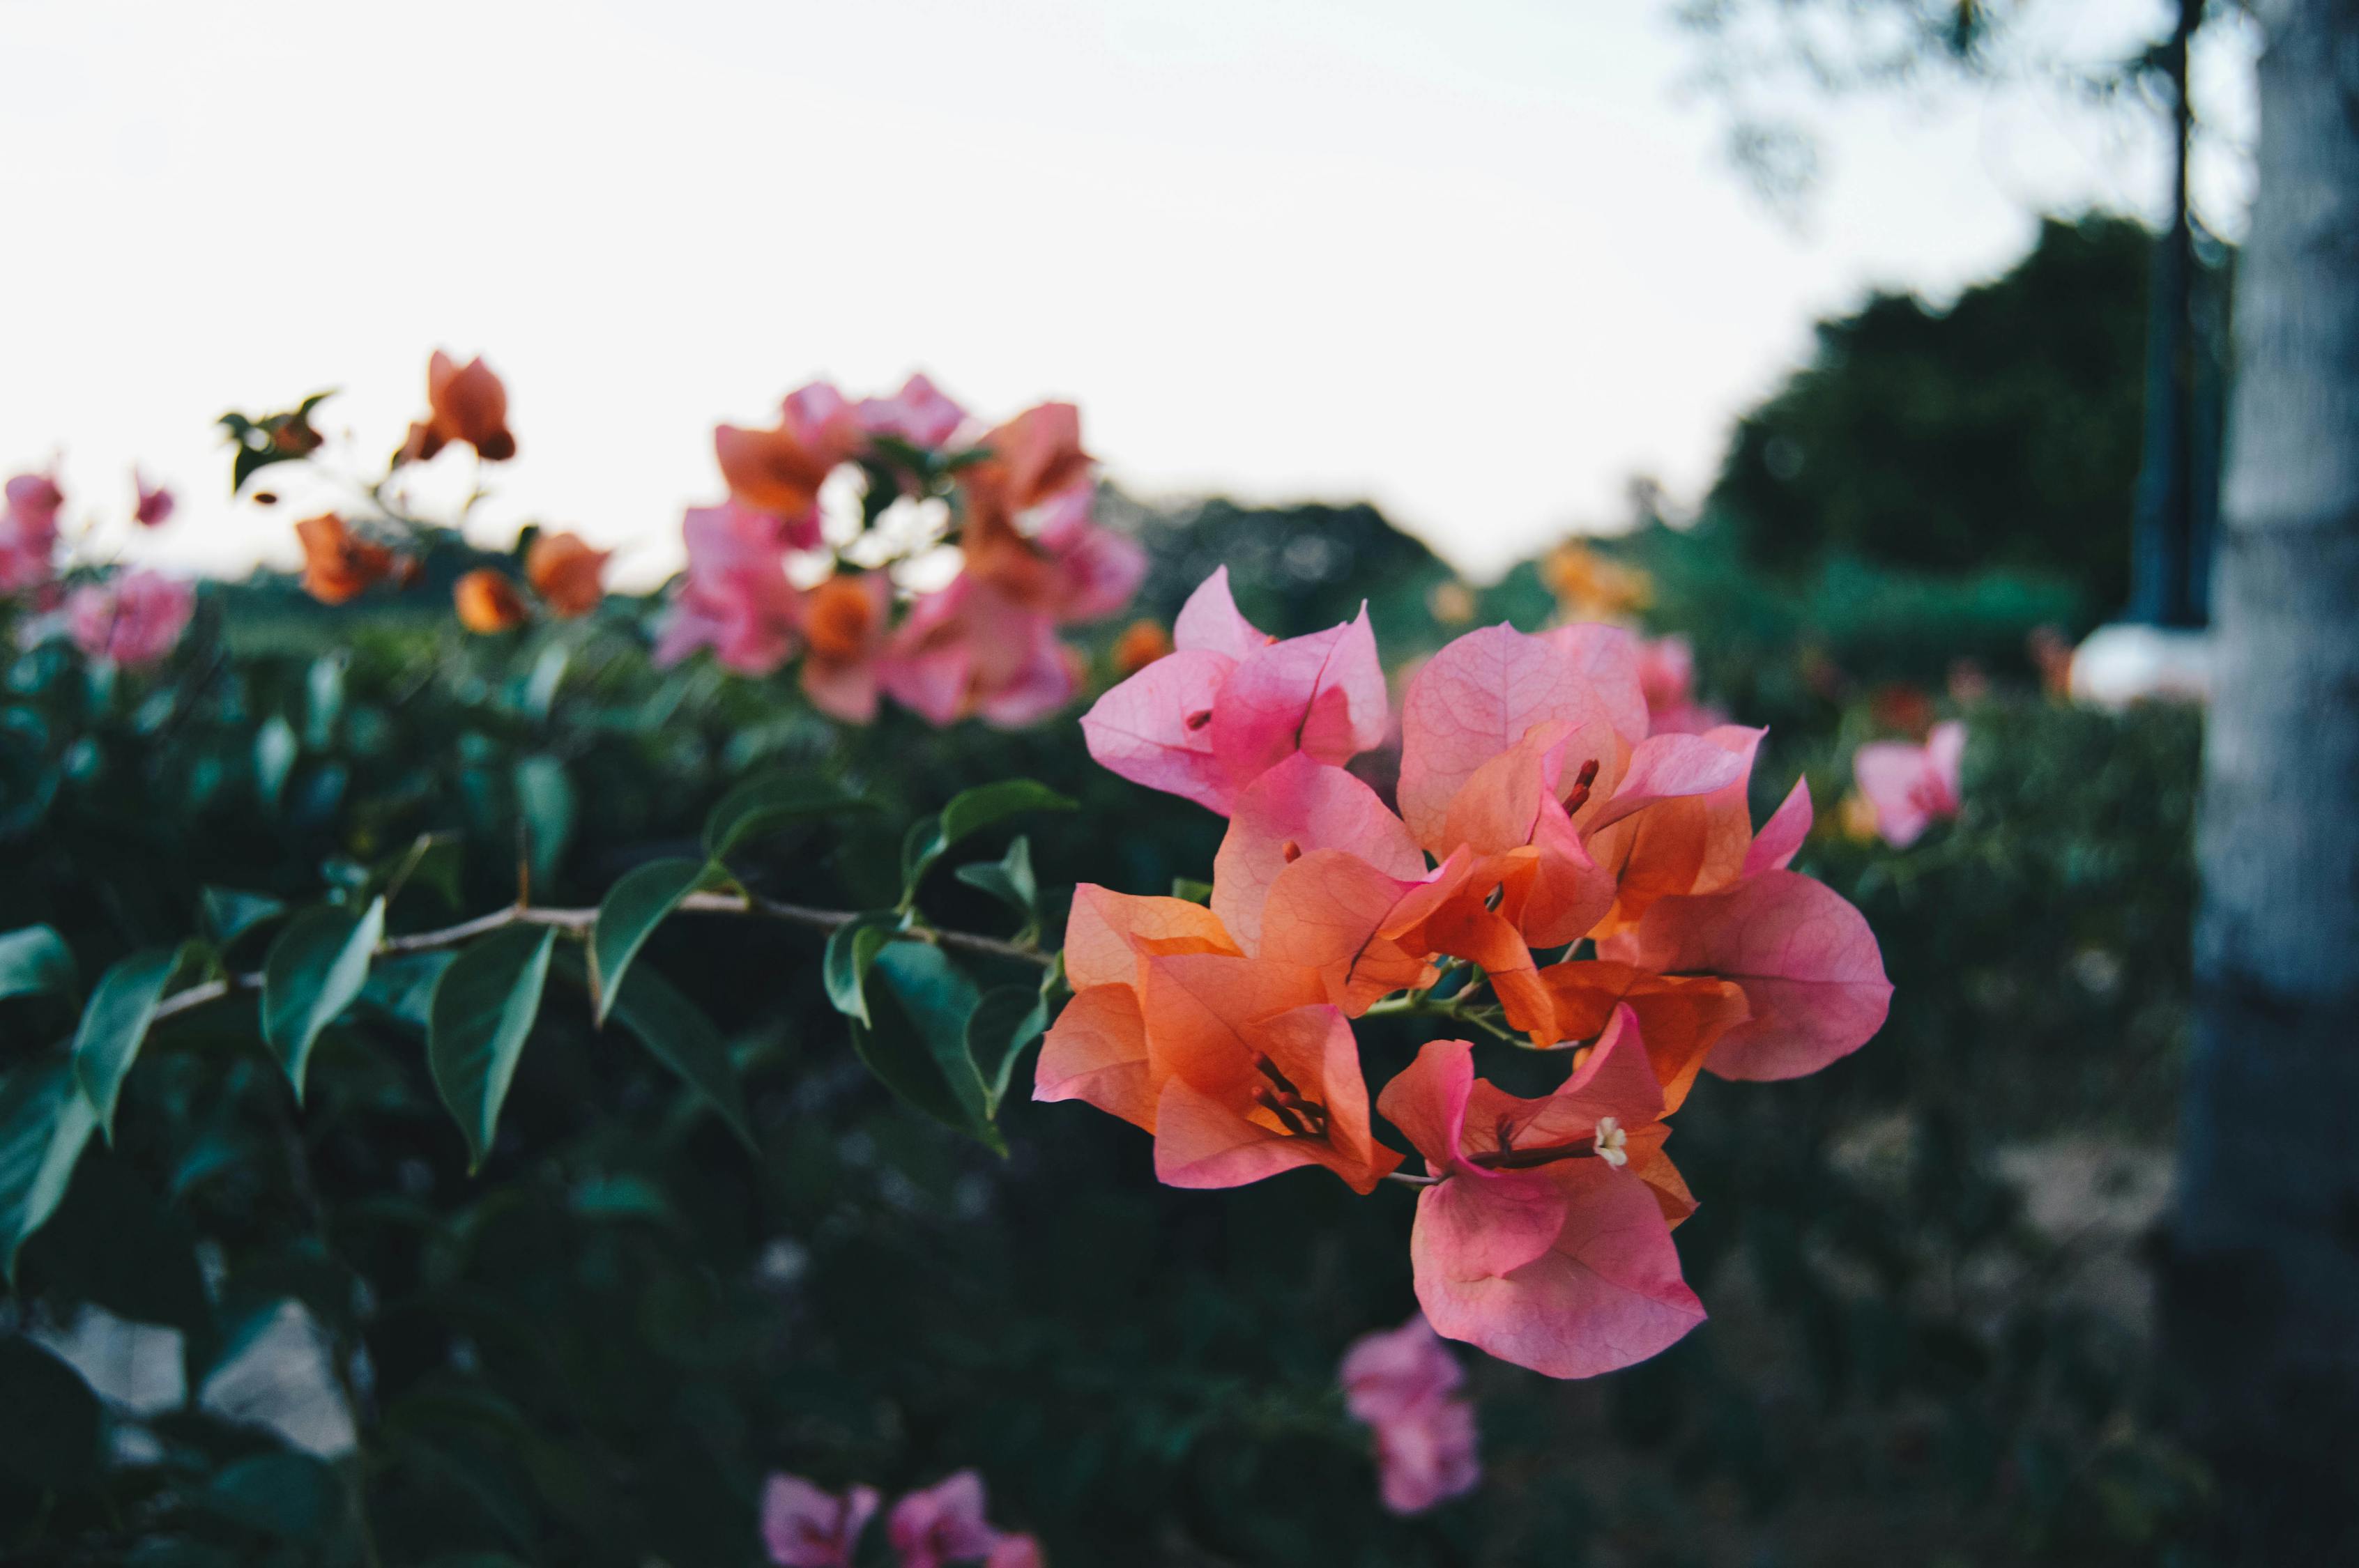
[2165,0,2359,1560]
[1679,0,2236,621]
[1704,213,2160,604]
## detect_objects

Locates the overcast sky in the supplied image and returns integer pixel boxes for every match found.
[0,0,2255,585]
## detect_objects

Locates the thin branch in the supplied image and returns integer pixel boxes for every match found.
[142,892,1049,1031]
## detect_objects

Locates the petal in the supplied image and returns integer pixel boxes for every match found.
[1852,741,1937,848]
[1414,1167,1567,1282]
[1601,870,1892,1082]
[1061,885,1237,992]
[1209,609,1388,787]
[1540,622,1649,744]
[1035,984,1155,1130]
[1138,953,1330,1098]
[1213,755,1425,954]
[1741,776,1814,878]
[1399,625,1605,852]
[1256,849,1425,1005]
[1588,730,1755,832]
[1080,647,1240,813]
[1339,1314,1464,1424]
[1415,1159,1704,1379]
[1373,1038,1476,1173]
[1536,961,1749,1112]
[1172,564,1266,659]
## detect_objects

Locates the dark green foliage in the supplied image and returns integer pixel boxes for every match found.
[1706,215,2171,611]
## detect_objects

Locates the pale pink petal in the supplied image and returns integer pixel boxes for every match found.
[1370,1395,1480,1514]
[887,1471,997,1568]
[761,1475,880,1568]
[975,625,1079,729]
[1414,1158,1704,1380]
[1339,1314,1463,1425]
[855,372,969,449]
[67,571,194,668]
[1601,870,1891,1081]
[1212,755,1425,955]
[985,1535,1045,1568]
[1170,565,1265,659]
[1741,776,1814,878]
[1078,647,1239,813]
[1048,524,1148,623]
[1541,623,1648,744]
[1853,741,1939,848]
[1398,625,1603,851]
[1208,610,1388,788]
[1588,732,1753,832]
[1926,721,1967,808]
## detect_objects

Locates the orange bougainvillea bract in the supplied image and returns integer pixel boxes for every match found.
[295,512,397,606]
[1045,568,1893,1380]
[453,569,530,633]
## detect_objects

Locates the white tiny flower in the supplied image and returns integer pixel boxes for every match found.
[1593,1115,1629,1168]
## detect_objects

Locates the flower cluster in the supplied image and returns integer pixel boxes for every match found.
[1,467,194,668]
[1851,719,1966,848]
[282,351,614,631]
[762,1470,1041,1568]
[655,377,1145,726]
[1043,569,1891,1378]
[1338,1314,1481,1514]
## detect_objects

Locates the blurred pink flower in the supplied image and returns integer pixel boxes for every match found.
[857,373,970,450]
[984,1535,1045,1568]
[654,502,804,675]
[761,1474,881,1568]
[132,470,176,528]
[879,576,1082,730]
[1339,1314,1482,1514]
[887,1470,1000,1568]
[1852,719,1965,848]
[66,570,194,668]
[1,471,63,592]
[714,381,864,550]
[1635,635,1726,736]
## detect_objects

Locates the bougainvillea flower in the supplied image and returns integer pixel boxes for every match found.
[293,513,396,605]
[1533,960,1748,1113]
[1586,725,1763,932]
[1338,1314,1481,1515]
[1083,569,1386,815]
[1111,617,1172,675]
[715,381,864,545]
[654,502,804,675]
[855,372,968,450]
[879,576,1081,729]
[761,1474,880,1568]
[1601,869,1893,1082]
[1375,1020,1704,1378]
[0,471,63,592]
[1211,754,1428,955]
[1741,776,1814,878]
[525,531,610,618]
[65,571,195,668]
[797,571,892,723]
[132,470,176,528]
[984,1535,1045,1568]
[1539,622,1649,744]
[1036,886,1242,1129]
[1852,720,1964,848]
[1140,955,1398,1193]
[886,1471,1000,1568]
[1634,634,1727,735]
[453,569,530,633]
[400,350,517,463]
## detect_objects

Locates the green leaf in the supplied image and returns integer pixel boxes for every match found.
[902,779,1074,896]
[514,755,577,886]
[381,831,465,909]
[0,924,76,1006]
[588,858,717,1025]
[429,927,556,1172]
[967,984,1049,1116]
[254,714,298,807]
[1170,877,1214,906]
[304,654,346,748]
[199,1450,339,1539]
[361,951,457,1029]
[28,1155,211,1330]
[852,943,1000,1150]
[0,1337,101,1490]
[702,772,871,860]
[199,888,287,951]
[559,950,754,1153]
[954,835,1039,926]
[0,1061,100,1285]
[823,915,901,1025]
[261,898,385,1101]
[71,944,201,1141]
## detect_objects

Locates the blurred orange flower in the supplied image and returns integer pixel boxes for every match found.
[401,351,517,465]
[1111,618,1172,675]
[294,513,395,605]
[525,531,610,618]
[1542,541,1652,621]
[454,569,530,633]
